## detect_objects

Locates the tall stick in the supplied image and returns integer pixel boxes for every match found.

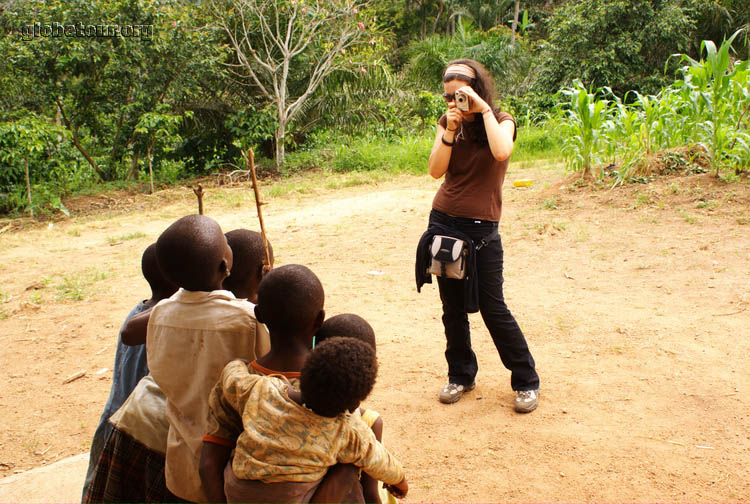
[247,148,271,273]
[193,184,204,215]
[25,157,33,218]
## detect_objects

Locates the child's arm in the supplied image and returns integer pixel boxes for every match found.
[120,309,151,345]
[339,418,407,498]
[199,441,232,504]
[200,360,260,503]
[383,477,408,499]
[359,414,384,504]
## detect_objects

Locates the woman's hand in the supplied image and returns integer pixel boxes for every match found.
[445,103,462,131]
[456,85,490,114]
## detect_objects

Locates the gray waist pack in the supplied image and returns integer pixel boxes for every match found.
[427,235,468,279]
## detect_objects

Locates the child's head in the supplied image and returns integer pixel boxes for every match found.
[300,337,377,417]
[155,215,232,292]
[141,243,178,301]
[222,229,273,302]
[316,314,375,352]
[255,264,324,336]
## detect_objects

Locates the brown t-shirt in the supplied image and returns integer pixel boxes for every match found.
[432,111,517,222]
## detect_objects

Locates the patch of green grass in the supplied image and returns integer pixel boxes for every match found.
[28,291,43,305]
[694,199,719,209]
[55,270,108,302]
[543,198,558,210]
[67,228,82,237]
[679,210,697,224]
[633,192,651,208]
[513,123,565,163]
[24,439,39,455]
[331,134,433,174]
[609,344,629,355]
[574,227,590,242]
[106,231,147,244]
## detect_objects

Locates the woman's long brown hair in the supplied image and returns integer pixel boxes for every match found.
[442,58,498,141]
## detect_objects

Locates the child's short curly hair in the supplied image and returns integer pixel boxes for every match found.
[316,314,375,352]
[300,337,377,418]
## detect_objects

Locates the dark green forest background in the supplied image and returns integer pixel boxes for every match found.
[1,0,748,216]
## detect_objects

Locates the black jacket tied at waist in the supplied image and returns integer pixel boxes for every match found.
[415,211,500,313]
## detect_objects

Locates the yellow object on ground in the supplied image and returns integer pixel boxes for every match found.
[513,179,533,187]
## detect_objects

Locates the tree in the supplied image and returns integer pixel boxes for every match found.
[1,0,222,181]
[447,0,514,32]
[208,0,374,170]
[134,110,190,193]
[510,0,520,44]
[0,117,68,216]
[536,0,696,96]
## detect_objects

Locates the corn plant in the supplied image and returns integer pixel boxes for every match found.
[675,30,749,176]
[603,97,643,185]
[559,80,612,179]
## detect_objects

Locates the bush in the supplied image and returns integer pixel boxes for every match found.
[332,134,431,174]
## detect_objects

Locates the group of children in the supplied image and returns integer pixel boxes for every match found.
[81,214,408,503]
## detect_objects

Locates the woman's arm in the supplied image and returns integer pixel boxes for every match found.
[483,113,515,161]
[455,85,515,161]
[428,106,462,179]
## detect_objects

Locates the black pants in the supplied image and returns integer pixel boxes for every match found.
[431,210,539,391]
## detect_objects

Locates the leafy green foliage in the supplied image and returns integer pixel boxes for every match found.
[0,116,84,215]
[674,31,750,175]
[1,0,224,181]
[403,22,537,98]
[558,81,612,179]
[537,0,696,96]
[558,34,749,182]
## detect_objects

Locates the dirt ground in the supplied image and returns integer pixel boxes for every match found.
[1,163,748,501]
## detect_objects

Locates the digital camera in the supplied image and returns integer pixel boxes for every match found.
[455,90,470,112]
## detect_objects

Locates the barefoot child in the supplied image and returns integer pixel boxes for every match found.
[81,243,176,500]
[204,337,409,503]
[146,215,270,502]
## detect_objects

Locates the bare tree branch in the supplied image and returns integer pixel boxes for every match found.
[212,0,370,169]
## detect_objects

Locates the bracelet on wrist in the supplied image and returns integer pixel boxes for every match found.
[482,108,493,115]
[441,135,455,147]
[445,127,457,131]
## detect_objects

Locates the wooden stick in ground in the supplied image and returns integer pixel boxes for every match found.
[25,157,33,218]
[193,184,204,215]
[247,148,271,273]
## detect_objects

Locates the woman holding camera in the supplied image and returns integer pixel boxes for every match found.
[426,59,539,412]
